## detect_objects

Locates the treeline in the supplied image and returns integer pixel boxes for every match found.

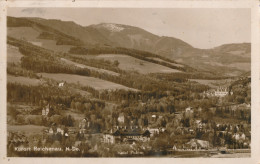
[7,83,105,111]
[152,72,229,81]
[8,83,73,107]
[7,63,39,79]
[215,106,250,122]
[230,77,251,104]
[66,55,124,74]
[21,55,90,76]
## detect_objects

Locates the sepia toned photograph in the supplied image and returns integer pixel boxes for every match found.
[4,6,253,158]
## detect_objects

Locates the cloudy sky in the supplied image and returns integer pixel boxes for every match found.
[8,8,251,49]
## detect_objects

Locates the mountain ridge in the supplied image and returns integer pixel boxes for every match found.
[7,16,251,77]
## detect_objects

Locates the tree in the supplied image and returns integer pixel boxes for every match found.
[113,60,119,67]
[9,105,20,118]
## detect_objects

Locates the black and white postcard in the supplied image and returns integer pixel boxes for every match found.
[0,0,259,164]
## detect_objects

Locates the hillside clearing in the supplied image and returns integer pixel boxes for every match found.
[94,54,182,74]
[228,63,251,71]
[7,45,23,64]
[8,27,40,41]
[8,27,72,52]
[38,73,138,91]
[60,58,120,76]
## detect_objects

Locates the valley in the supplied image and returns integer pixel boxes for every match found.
[6,16,251,158]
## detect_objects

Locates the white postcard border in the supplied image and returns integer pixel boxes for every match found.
[0,1,259,164]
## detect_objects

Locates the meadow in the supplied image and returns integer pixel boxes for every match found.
[38,73,138,91]
[8,27,72,53]
[7,45,23,64]
[74,54,182,74]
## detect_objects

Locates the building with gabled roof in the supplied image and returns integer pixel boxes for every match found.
[103,129,151,144]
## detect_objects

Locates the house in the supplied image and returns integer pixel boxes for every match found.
[42,104,50,116]
[49,127,54,134]
[103,129,151,144]
[233,133,246,141]
[118,113,125,124]
[195,120,202,129]
[64,133,69,137]
[172,145,177,151]
[122,130,151,143]
[204,87,232,98]
[185,107,193,112]
[186,139,210,150]
[184,107,194,118]
[57,128,64,135]
[150,114,157,123]
[79,118,89,133]
[58,82,65,87]
[48,126,64,135]
[215,87,229,97]
[147,127,165,136]
[103,129,121,144]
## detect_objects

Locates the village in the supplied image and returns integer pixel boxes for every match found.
[8,86,251,157]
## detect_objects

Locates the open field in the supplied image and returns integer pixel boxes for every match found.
[7,45,23,64]
[60,58,120,76]
[8,27,40,41]
[228,63,251,72]
[7,75,42,86]
[38,73,138,91]
[73,54,182,74]
[96,54,182,74]
[37,39,72,52]
[8,27,72,52]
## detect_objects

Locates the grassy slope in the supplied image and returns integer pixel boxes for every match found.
[7,45,23,64]
[38,73,138,91]
[72,54,182,74]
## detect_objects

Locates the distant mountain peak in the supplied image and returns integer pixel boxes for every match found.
[95,23,125,32]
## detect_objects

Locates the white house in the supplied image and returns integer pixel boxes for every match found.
[42,104,50,116]
[214,87,229,97]
[57,128,64,135]
[118,113,125,123]
[58,82,65,87]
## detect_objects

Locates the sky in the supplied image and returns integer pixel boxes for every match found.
[7,8,251,49]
